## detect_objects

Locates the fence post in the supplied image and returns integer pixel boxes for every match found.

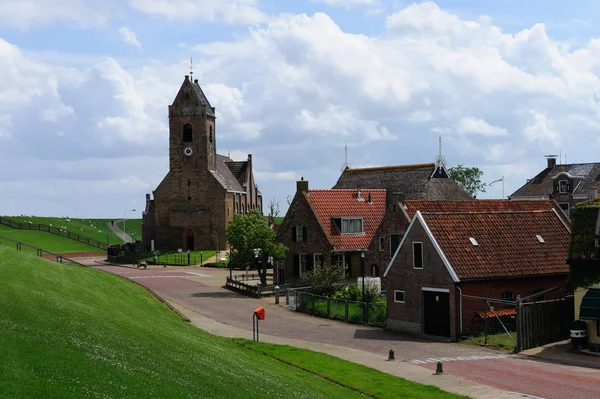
[312,293,315,314]
[345,300,349,322]
[285,288,290,306]
[327,297,330,318]
[484,299,488,346]
[365,302,369,324]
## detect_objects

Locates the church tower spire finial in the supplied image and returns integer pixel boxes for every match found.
[189,56,194,77]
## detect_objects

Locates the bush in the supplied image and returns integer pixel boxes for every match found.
[333,284,361,301]
[302,263,347,296]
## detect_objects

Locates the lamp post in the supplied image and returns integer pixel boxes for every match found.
[106,229,109,246]
[123,209,136,243]
[489,176,505,199]
[254,248,261,284]
[360,249,367,302]
[131,229,137,262]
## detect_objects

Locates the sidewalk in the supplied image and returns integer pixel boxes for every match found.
[521,340,600,369]
[165,297,517,399]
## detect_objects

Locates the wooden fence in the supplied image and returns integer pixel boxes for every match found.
[0,235,88,268]
[516,296,574,352]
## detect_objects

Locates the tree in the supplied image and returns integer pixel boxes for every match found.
[448,165,486,197]
[226,209,287,285]
[301,263,347,296]
[266,198,280,227]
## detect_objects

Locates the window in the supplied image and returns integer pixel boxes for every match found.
[559,180,568,193]
[313,253,323,267]
[333,253,345,266]
[188,180,191,187]
[413,242,423,269]
[379,237,384,251]
[501,291,513,301]
[390,234,400,257]
[234,203,238,213]
[209,126,213,143]
[371,264,379,277]
[292,226,307,242]
[299,254,308,276]
[394,290,405,303]
[183,124,193,142]
[332,217,364,235]
[559,202,569,217]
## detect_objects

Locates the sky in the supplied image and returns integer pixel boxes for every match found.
[2,0,600,218]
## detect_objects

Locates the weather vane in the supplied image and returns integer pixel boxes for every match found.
[189,56,194,77]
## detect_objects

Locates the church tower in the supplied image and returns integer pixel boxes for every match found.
[168,75,216,173]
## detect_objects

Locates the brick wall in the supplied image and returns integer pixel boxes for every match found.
[277,187,333,284]
[385,219,458,340]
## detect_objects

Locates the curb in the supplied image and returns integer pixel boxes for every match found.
[520,352,600,370]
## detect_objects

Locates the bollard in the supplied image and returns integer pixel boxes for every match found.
[274,286,280,304]
[388,349,395,361]
[435,362,443,375]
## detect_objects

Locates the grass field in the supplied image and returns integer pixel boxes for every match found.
[463,332,516,351]
[116,218,143,239]
[0,224,102,254]
[0,246,463,398]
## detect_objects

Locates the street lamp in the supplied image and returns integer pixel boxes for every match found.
[360,249,367,302]
[106,229,109,246]
[488,176,504,199]
[123,209,136,243]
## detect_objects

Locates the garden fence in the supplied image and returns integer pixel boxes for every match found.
[287,288,386,327]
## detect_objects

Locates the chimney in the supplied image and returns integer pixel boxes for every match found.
[297,177,309,193]
[392,192,405,204]
[184,75,189,81]
[545,155,557,169]
[146,193,151,202]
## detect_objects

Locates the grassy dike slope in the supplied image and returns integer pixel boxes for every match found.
[0,246,366,399]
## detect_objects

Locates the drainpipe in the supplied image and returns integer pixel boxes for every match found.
[456,286,463,337]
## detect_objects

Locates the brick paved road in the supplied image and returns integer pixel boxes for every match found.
[94,264,600,399]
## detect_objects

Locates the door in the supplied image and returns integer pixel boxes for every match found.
[184,229,194,251]
[423,290,450,338]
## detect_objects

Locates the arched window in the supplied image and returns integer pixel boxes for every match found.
[209,125,213,143]
[234,203,238,213]
[183,124,193,142]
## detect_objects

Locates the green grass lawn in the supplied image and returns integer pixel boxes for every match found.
[3,215,123,245]
[463,332,516,351]
[0,225,102,254]
[0,246,463,398]
[117,218,143,239]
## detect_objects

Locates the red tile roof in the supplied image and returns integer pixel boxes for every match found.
[477,308,517,319]
[420,210,570,280]
[305,189,387,251]
[405,199,564,219]
[342,163,435,173]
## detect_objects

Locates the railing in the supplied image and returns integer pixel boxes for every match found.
[287,288,386,327]
[0,216,107,250]
[225,277,284,298]
[0,235,88,267]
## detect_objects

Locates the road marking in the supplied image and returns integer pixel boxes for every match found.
[507,392,546,399]
[185,272,213,278]
[409,354,513,364]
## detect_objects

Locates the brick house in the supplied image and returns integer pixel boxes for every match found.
[142,75,262,251]
[510,155,600,218]
[383,205,571,340]
[276,178,387,284]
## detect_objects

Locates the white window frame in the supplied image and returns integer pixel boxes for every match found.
[558,202,570,217]
[413,242,423,269]
[394,290,405,303]
[299,253,308,277]
[313,253,322,268]
[296,226,305,242]
[559,180,568,193]
[340,217,364,235]
[379,237,384,251]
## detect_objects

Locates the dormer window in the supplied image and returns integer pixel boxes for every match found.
[559,180,568,193]
[332,217,364,235]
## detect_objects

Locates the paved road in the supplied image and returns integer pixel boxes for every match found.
[107,219,131,243]
[91,263,600,399]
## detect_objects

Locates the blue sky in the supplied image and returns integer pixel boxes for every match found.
[2,0,600,218]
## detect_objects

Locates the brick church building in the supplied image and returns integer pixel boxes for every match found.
[142,75,262,251]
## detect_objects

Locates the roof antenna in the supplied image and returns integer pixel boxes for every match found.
[189,56,194,78]
[432,136,447,178]
[341,144,351,172]
[559,148,562,165]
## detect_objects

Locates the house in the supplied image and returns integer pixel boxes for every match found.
[142,75,262,251]
[276,178,387,284]
[365,198,567,283]
[509,155,600,217]
[567,199,600,349]
[383,205,571,340]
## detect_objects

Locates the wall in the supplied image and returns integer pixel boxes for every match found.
[385,219,458,340]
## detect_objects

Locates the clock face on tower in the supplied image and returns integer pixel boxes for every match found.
[184,147,193,156]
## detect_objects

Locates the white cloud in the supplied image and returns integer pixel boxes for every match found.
[118,26,142,49]
[523,112,561,144]
[254,171,298,181]
[0,114,12,138]
[128,0,265,25]
[313,0,380,11]
[457,117,508,137]
[0,0,113,30]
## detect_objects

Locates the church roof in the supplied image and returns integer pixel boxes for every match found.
[212,155,244,192]
[192,81,215,117]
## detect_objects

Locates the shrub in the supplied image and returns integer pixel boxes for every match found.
[302,263,347,297]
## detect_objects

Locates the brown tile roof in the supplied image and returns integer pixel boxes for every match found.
[305,189,387,251]
[511,163,600,197]
[421,210,570,280]
[477,308,517,319]
[333,163,471,202]
[212,154,245,192]
[405,199,564,219]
